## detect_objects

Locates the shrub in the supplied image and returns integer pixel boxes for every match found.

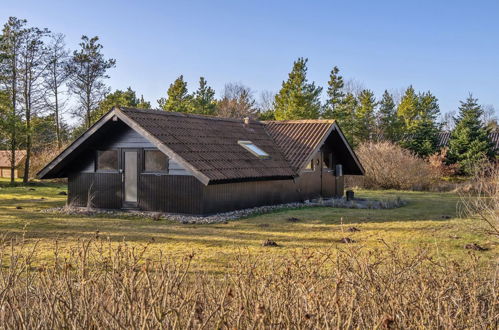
[354,141,438,190]
[427,147,459,177]
[459,161,499,236]
[0,237,497,328]
[29,145,64,179]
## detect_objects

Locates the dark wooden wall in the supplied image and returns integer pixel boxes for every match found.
[139,175,203,214]
[68,172,122,208]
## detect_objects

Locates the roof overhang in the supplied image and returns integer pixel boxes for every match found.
[37,107,212,185]
[296,122,365,175]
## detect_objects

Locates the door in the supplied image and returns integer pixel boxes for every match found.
[122,149,138,208]
[320,151,335,197]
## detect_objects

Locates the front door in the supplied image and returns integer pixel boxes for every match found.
[122,149,138,208]
[320,151,335,197]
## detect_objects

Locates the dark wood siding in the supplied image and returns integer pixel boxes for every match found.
[202,179,299,214]
[68,172,122,209]
[201,174,341,215]
[138,174,203,214]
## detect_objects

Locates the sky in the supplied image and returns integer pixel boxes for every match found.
[2,0,498,120]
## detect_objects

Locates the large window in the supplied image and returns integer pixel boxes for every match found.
[238,140,269,159]
[144,150,168,172]
[97,150,118,171]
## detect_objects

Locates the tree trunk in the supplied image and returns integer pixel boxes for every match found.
[23,70,31,183]
[86,90,91,128]
[10,52,17,185]
[53,61,61,149]
[23,109,31,183]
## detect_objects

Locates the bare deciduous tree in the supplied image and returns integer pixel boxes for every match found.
[18,25,50,182]
[440,110,456,131]
[43,33,69,149]
[343,78,365,97]
[216,82,257,119]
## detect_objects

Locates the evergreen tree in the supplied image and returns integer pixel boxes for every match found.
[92,87,150,121]
[66,35,116,128]
[190,77,216,115]
[377,90,400,141]
[0,17,27,183]
[397,85,418,128]
[400,91,441,157]
[446,94,495,174]
[354,89,376,142]
[157,75,192,112]
[274,58,322,120]
[323,66,345,119]
[333,92,358,145]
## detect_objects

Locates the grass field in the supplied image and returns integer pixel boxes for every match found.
[0,178,495,271]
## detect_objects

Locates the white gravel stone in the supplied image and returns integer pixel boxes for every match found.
[41,197,406,224]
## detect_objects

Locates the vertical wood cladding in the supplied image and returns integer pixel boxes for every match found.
[138,174,203,214]
[68,172,122,209]
[67,172,343,215]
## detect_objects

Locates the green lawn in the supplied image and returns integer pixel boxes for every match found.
[0,178,495,271]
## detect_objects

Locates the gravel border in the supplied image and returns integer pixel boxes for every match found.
[41,197,406,224]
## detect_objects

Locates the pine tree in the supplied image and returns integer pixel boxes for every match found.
[333,92,358,145]
[397,86,418,128]
[274,58,322,120]
[354,89,376,142]
[92,87,150,121]
[157,75,192,112]
[66,35,116,128]
[377,90,400,141]
[400,91,441,157]
[190,77,216,115]
[323,66,344,119]
[446,94,495,174]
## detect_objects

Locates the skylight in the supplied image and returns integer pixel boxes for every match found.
[238,140,270,159]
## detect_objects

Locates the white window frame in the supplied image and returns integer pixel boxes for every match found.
[238,140,270,159]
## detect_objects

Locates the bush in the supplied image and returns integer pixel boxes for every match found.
[459,161,499,236]
[0,237,497,328]
[29,145,64,179]
[354,141,438,190]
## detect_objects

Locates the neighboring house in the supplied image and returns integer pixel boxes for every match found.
[38,107,364,215]
[438,131,499,151]
[0,150,26,178]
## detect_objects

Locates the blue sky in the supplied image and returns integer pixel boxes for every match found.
[2,0,498,118]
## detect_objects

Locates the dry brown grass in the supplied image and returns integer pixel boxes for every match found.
[0,235,497,329]
[353,141,439,190]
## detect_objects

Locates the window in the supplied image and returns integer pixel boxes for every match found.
[144,150,168,172]
[323,152,332,169]
[305,159,315,171]
[97,150,118,171]
[238,140,269,159]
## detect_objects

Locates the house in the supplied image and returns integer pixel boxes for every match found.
[0,150,26,178]
[438,131,499,151]
[38,107,364,215]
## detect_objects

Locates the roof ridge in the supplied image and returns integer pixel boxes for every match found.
[118,107,262,124]
[264,119,336,124]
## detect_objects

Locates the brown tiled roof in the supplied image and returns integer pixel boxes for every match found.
[0,150,26,167]
[264,120,335,171]
[438,131,499,150]
[119,108,296,181]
